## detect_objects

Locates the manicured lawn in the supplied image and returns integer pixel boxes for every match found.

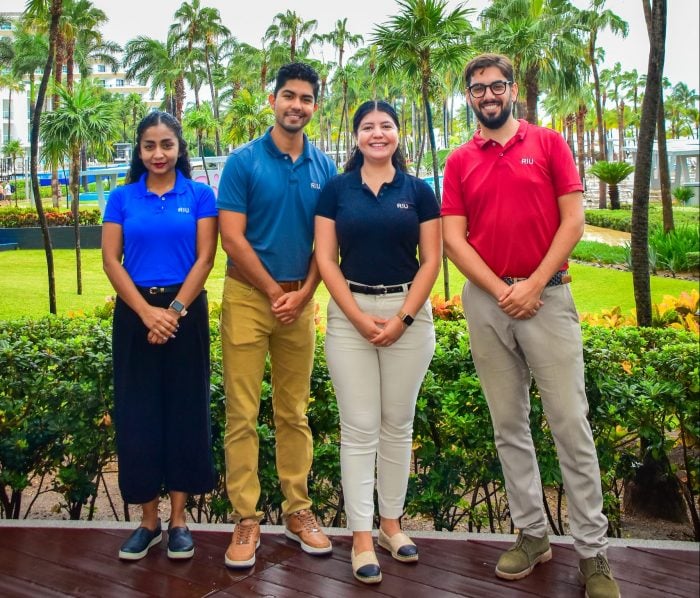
[0,248,696,320]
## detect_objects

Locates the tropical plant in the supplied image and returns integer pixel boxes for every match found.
[40,80,119,295]
[372,0,473,298]
[672,186,695,206]
[589,160,634,210]
[222,89,273,146]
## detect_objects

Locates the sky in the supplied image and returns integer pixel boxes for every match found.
[4,0,700,91]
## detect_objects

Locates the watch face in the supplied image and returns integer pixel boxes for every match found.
[402,314,414,326]
[170,299,185,314]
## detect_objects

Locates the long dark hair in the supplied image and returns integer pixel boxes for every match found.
[126,111,192,183]
[344,100,407,173]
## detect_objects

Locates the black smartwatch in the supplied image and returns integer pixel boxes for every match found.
[169,299,188,317]
[397,311,414,327]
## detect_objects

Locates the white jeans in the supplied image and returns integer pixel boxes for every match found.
[463,280,609,558]
[325,292,435,531]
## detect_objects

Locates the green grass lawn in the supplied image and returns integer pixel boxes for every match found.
[0,248,696,320]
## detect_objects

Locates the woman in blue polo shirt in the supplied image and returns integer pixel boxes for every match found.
[315,100,441,583]
[102,111,217,561]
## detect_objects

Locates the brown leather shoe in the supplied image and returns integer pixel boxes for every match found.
[284,509,332,555]
[224,520,260,568]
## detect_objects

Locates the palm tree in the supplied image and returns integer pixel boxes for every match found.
[476,0,583,125]
[170,0,230,156]
[24,0,63,314]
[266,10,318,62]
[118,93,147,145]
[600,62,627,161]
[40,81,119,295]
[59,0,107,91]
[667,82,699,138]
[372,0,473,297]
[589,160,634,210]
[575,0,628,208]
[319,18,363,70]
[9,20,49,128]
[123,33,187,120]
[182,102,217,183]
[222,89,273,146]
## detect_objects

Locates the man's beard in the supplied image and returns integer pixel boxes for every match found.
[472,98,513,130]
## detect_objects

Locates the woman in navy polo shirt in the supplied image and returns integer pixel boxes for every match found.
[102,111,217,561]
[315,100,441,583]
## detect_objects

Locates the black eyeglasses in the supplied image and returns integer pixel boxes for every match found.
[467,80,513,98]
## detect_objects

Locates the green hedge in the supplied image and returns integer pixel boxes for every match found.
[1,312,698,537]
[0,207,102,228]
[585,205,699,233]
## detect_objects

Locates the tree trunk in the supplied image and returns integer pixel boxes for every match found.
[70,142,82,295]
[609,183,621,210]
[657,95,674,232]
[590,37,608,208]
[422,83,450,299]
[524,66,539,125]
[30,0,63,315]
[632,0,667,328]
[617,101,625,162]
[576,104,587,189]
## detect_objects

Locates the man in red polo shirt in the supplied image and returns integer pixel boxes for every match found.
[442,54,619,598]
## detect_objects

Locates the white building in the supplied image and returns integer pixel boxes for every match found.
[0,11,158,172]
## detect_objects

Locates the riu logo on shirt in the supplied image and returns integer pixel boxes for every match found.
[177,207,190,213]
[310,182,321,190]
[396,202,410,209]
[521,157,534,165]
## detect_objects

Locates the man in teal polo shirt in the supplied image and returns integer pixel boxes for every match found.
[217,62,336,569]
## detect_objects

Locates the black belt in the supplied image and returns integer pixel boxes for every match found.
[348,281,412,295]
[502,271,571,287]
[137,284,182,295]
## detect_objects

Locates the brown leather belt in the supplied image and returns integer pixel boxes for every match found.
[226,265,303,293]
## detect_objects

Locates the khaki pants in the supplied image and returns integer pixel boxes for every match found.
[221,276,315,520]
[462,280,608,558]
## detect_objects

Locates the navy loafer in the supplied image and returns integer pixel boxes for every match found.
[119,520,162,560]
[167,526,195,559]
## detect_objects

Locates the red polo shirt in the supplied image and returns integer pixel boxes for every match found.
[441,120,583,278]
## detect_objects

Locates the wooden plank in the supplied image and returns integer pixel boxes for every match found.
[0,526,697,598]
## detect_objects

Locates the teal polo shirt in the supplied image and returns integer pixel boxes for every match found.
[216,128,337,281]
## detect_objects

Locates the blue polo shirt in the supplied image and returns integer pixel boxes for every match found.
[103,170,217,286]
[316,169,440,286]
[216,128,337,281]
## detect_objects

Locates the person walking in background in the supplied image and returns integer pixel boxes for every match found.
[102,111,217,561]
[217,62,336,569]
[315,100,441,584]
[441,54,619,598]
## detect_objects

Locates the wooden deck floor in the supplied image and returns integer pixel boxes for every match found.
[0,524,697,597]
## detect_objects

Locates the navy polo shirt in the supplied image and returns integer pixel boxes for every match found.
[316,169,440,286]
[103,170,217,286]
[216,128,337,281]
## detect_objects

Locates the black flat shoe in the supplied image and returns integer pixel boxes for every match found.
[167,526,194,559]
[119,520,162,561]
